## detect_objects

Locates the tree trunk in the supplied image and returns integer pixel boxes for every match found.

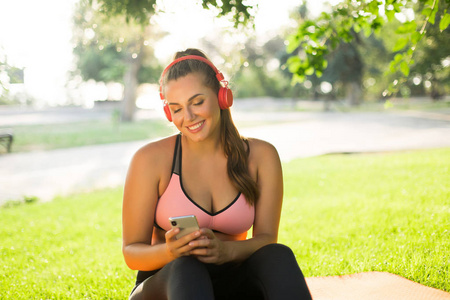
[346,81,362,106]
[121,45,143,122]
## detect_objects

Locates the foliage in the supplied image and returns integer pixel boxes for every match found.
[93,0,255,27]
[72,0,165,121]
[286,0,450,96]
[407,4,450,99]
[1,149,449,298]
[72,0,162,85]
[0,67,28,105]
[232,37,305,98]
[0,63,9,104]
[93,0,157,24]
[83,0,449,101]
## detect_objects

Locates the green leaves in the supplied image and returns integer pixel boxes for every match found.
[94,0,255,27]
[400,61,410,77]
[395,21,417,34]
[92,0,157,25]
[421,0,439,25]
[440,12,450,31]
[393,37,410,52]
[285,0,448,95]
[285,0,384,83]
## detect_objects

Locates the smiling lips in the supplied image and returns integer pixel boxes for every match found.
[187,120,205,132]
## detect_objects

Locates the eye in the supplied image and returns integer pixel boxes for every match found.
[194,100,204,106]
[172,107,181,114]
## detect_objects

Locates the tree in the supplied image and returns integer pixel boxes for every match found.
[0,50,26,105]
[286,3,366,105]
[88,0,449,102]
[407,2,450,99]
[232,37,298,98]
[74,0,254,121]
[286,0,450,97]
[92,0,255,27]
[72,0,163,121]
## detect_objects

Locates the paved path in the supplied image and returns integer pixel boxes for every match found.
[0,109,449,204]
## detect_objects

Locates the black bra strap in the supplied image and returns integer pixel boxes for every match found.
[172,134,182,175]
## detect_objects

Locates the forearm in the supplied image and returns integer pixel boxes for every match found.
[123,242,172,271]
[224,233,276,263]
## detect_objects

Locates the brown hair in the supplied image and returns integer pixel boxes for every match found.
[161,48,259,205]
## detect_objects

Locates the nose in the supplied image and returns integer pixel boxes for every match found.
[184,106,195,121]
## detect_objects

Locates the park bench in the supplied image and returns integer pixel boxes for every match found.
[0,129,13,153]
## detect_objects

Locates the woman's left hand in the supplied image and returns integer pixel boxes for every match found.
[188,228,231,264]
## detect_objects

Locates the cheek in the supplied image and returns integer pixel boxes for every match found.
[171,115,183,129]
[206,97,221,115]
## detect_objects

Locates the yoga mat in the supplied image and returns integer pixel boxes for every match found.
[305,272,450,300]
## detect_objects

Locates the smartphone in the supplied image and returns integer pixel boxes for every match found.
[169,215,199,240]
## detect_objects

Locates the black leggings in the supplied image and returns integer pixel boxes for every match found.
[129,243,312,300]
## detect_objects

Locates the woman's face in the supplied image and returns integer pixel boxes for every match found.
[164,72,221,142]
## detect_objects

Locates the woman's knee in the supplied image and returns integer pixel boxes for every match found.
[167,256,210,284]
[255,243,295,260]
[167,256,215,299]
[168,256,207,276]
[246,243,301,273]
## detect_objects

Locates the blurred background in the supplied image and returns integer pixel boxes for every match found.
[0,0,449,202]
[1,0,448,113]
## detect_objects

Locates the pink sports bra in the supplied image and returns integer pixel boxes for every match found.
[155,135,255,237]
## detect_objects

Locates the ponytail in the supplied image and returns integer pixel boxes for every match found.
[220,109,259,205]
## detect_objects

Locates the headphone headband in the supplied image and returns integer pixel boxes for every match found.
[159,55,226,100]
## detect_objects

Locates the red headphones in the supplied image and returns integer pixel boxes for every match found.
[159,55,233,122]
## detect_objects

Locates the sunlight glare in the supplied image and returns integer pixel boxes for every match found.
[0,0,335,106]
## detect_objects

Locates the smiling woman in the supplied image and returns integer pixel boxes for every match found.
[121,48,312,299]
[166,73,220,142]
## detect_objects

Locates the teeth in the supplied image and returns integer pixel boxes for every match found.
[188,121,204,130]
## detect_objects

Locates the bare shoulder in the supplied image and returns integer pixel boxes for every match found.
[247,138,280,162]
[246,138,282,179]
[133,135,178,163]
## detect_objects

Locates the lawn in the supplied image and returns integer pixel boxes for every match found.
[0,148,448,299]
[3,117,276,154]
[6,119,177,153]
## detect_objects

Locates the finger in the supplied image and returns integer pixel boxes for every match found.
[165,228,180,242]
[167,239,199,258]
[199,228,216,239]
[177,230,201,244]
[189,238,212,249]
[195,254,217,264]
[171,230,202,255]
[190,247,212,257]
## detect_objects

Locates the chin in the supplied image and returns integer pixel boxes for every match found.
[184,132,208,143]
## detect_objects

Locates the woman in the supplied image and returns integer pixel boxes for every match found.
[122,48,312,300]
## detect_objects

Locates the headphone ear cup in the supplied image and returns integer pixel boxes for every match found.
[163,102,172,122]
[218,87,233,109]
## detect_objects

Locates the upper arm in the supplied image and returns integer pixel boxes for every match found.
[122,143,165,248]
[249,139,283,242]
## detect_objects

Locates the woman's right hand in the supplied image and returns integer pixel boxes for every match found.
[165,228,202,259]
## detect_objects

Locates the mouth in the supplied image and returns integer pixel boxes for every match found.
[187,120,205,131]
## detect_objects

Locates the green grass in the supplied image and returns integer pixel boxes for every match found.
[280,148,449,291]
[0,188,134,299]
[1,149,449,298]
[3,118,277,154]
[6,119,177,153]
